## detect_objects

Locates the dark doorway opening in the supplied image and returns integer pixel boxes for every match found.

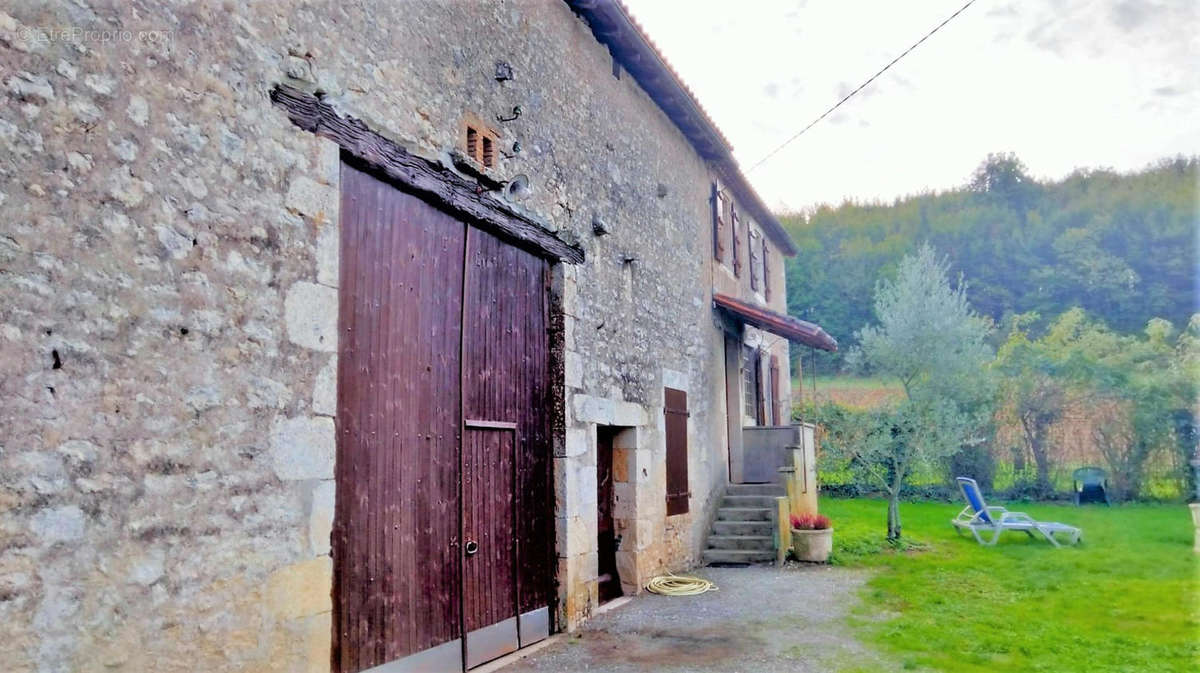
[596,425,624,604]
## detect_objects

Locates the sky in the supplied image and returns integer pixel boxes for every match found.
[622,0,1200,212]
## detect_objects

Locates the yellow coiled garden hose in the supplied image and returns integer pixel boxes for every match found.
[644,573,718,596]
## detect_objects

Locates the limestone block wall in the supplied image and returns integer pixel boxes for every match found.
[0,0,750,667]
[0,4,345,662]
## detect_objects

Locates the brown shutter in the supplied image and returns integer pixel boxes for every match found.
[731,205,742,278]
[749,230,760,292]
[664,387,690,516]
[712,184,725,262]
[769,354,782,425]
[762,238,771,301]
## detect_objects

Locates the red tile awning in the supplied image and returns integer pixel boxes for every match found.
[713,293,838,352]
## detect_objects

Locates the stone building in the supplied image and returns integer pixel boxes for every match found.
[0,1,835,672]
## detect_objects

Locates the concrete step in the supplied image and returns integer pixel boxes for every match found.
[721,495,780,509]
[726,483,786,496]
[715,507,772,522]
[702,548,775,565]
[705,534,774,551]
[712,520,773,537]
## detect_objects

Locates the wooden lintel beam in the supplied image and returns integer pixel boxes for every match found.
[269,84,585,264]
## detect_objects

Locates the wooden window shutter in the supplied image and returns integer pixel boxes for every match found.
[731,204,742,277]
[749,230,760,292]
[664,387,689,516]
[762,237,771,301]
[711,184,725,262]
[769,354,782,425]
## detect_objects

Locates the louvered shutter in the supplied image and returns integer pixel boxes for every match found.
[762,237,771,301]
[664,388,690,515]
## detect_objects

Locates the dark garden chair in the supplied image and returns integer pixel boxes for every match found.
[1072,467,1111,506]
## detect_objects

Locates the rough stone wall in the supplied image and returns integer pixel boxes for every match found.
[0,0,787,669]
[0,0,351,670]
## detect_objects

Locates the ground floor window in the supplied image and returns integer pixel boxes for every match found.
[743,346,765,425]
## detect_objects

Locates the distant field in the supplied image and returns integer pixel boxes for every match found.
[793,375,904,410]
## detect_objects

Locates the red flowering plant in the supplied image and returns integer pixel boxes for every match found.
[789,513,832,530]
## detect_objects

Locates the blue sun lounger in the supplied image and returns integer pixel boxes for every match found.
[952,477,1082,548]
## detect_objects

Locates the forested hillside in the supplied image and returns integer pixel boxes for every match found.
[782,155,1198,369]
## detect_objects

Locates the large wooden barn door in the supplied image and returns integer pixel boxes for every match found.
[334,162,552,673]
[461,227,553,667]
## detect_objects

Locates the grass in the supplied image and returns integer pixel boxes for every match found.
[819,498,1200,673]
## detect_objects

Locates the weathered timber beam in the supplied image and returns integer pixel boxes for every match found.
[269,84,584,264]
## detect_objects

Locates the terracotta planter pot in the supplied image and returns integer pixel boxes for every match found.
[791,527,833,563]
[1190,503,1200,554]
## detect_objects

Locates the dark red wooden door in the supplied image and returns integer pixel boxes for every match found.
[461,226,552,664]
[461,424,517,666]
[334,163,553,673]
[334,162,466,672]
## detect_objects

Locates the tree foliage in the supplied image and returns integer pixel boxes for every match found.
[992,309,1199,500]
[993,312,1067,495]
[782,156,1198,370]
[1044,311,1195,499]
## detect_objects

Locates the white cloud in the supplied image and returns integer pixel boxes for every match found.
[623,0,1200,210]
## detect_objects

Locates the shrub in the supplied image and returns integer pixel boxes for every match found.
[790,513,832,530]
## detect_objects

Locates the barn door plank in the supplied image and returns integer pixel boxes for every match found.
[334,162,466,673]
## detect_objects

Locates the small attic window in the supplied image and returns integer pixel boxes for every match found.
[462,116,499,169]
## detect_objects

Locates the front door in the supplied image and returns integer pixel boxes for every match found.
[334,161,553,673]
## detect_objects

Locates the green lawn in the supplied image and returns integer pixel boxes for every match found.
[820,498,1200,673]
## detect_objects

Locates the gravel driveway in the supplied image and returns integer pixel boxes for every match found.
[500,565,890,673]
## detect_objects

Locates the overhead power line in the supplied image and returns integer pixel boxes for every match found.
[747,0,979,173]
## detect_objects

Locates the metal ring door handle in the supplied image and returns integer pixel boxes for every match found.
[465,540,479,556]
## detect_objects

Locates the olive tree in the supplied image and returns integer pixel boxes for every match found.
[848,245,994,540]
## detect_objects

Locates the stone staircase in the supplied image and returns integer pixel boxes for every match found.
[701,483,785,565]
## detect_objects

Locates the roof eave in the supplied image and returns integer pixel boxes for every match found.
[713,292,838,352]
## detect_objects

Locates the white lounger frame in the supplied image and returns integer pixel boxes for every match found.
[951,479,1082,548]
